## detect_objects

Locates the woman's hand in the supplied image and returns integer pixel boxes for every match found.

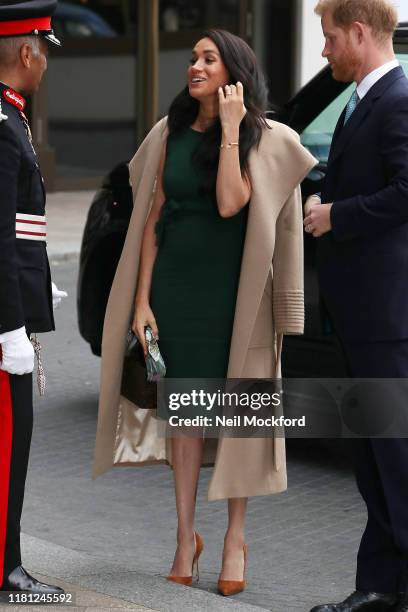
[132,300,159,356]
[218,82,246,134]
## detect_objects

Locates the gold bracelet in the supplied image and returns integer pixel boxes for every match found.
[220,142,239,149]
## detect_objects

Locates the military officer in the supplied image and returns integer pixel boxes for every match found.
[0,0,67,594]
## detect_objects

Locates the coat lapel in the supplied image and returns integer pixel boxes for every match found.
[328,106,346,160]
[93,119,167,478]
[329,67,405,165]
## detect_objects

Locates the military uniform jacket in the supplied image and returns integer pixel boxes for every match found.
[0,82,54,335]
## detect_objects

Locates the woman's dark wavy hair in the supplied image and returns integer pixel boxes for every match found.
[167,29,270,192]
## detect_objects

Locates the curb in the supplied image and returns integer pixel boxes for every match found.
[22,534,267,612]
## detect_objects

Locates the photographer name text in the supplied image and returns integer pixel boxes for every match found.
[168,415,306,427]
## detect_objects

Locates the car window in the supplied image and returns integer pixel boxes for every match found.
[398,52,408,77]
[300,84,354,163]
[300,52,408,164]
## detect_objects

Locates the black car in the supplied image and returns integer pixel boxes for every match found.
[77,25,408,374]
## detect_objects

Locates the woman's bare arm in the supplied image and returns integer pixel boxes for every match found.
[216,82,252,217]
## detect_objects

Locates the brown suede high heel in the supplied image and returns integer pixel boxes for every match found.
[166,531,204,586]
[217,544,248,596]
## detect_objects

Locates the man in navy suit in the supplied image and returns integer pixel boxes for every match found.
[304,1,408,611]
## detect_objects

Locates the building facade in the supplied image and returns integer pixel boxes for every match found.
[34,0,408,191]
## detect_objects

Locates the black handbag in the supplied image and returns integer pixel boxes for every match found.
[120,328,165,409]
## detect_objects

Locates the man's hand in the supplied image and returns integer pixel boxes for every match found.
[0,326,34,375]
[304,194,321,217]
[51,282,68,310]
[304,199,333,238]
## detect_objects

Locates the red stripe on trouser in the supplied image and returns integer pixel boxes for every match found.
[0,371,13,586]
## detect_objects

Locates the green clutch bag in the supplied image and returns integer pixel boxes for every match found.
[120,326,166,408]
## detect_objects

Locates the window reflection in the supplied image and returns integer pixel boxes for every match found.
[54,1,130,37]
[47,0,244,186]
[160,0,240,32]
[53,1,243,39]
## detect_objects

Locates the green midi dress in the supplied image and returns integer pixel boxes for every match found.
[150,127,248,378]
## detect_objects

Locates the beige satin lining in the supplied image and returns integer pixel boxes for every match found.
[114,398,166,465]
[113,396,219,468]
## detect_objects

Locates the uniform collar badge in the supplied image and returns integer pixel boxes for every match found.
[2,88,26,111]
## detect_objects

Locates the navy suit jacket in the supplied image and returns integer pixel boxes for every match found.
[317,66,408,342]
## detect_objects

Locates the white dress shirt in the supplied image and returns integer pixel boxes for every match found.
[356,58,400,100]
[313,59,400,203]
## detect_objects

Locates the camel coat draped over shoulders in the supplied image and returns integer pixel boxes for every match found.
[93,117,317,501]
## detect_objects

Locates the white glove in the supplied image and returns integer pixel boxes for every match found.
[52,282,68,310]
[0,326,34,375]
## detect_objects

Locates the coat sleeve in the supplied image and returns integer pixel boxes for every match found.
[0,122,25,334]
[331,96,408,241]
[269,123,316,336]
[272,185,305,335]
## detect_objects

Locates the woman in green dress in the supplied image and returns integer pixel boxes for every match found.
[133,29,271,595]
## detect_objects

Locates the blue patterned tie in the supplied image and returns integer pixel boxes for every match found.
[344,89,359,125]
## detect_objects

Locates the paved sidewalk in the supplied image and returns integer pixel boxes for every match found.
[14,195,365,612]
[46,191,95,260]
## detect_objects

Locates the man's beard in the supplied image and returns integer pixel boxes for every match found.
[331,44,359,83]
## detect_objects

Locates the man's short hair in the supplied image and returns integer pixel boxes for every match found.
[0,36,41,67]
[314,0,398,43]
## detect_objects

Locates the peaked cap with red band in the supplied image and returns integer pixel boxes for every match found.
[0,0,61,46]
